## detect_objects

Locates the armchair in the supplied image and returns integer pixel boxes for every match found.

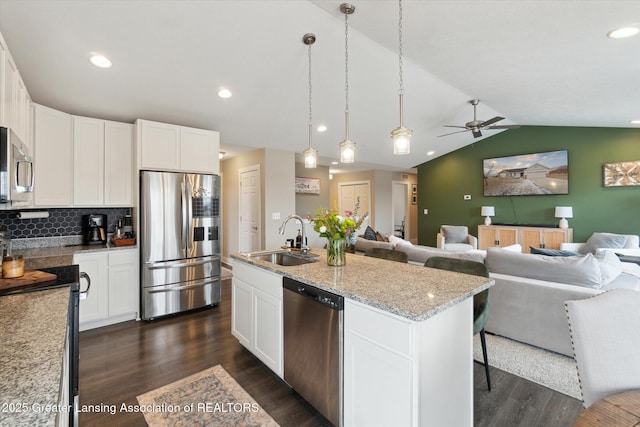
[437,225,478,251]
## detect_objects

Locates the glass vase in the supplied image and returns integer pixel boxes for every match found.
[327,238,347,267]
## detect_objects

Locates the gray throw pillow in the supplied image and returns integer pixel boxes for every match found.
[441,225,468,244]
[363,226,377,240]
[594,250,623,285]
[580,232,628,254]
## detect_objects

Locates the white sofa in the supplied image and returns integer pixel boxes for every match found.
[560,233,640,256]
[484,246,640,356]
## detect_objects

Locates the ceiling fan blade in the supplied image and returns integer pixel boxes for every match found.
[486,124,521,130]
[472,129,482,138]
[442,125,468,129]
[437,129,469,138]
[479,116,504,127]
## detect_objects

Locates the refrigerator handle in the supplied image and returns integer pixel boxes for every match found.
[181,180,189,252]
[186,179,193,251]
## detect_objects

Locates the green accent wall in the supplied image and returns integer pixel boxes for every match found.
[417,126,640,246]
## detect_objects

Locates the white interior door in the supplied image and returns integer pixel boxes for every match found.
[339,181,371,231]
[392,181,409,239]
[239,165,261,252]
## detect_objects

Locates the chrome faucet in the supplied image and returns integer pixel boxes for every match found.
[279,214,310,254]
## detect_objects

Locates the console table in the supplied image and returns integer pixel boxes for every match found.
[478,225,573,253]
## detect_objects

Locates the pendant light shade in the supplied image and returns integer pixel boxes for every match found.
[339,3,356,163]
[303,33,317,168]
[391,0,412,155]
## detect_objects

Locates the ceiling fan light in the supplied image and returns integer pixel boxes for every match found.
[339,139,356,163]
[391,126,412,155]
[303,147,318,168]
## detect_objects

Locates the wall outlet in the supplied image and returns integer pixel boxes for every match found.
[463,194,471,200]
[272,212,280,220]
[423,209,428,215]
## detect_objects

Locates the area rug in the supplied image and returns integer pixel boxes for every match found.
[473,333,581,400]
[137,365,279,427]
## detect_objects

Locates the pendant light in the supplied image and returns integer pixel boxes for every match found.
[302,33,318,168]
[390,0,412,155]
[339,3,356,163]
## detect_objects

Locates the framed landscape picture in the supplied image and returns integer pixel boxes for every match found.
[603,160,640,187]
[295,177,320,194]
[483,150,569,196]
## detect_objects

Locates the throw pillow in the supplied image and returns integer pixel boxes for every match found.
[580,232,628,254]
[388,234,412,247]
[375,231,389,242]
[441,225,468,244]
[594,250,623,285]
[530,246,581,257]
[363,226,377,240]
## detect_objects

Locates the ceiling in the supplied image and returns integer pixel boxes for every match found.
[0,1,638,174]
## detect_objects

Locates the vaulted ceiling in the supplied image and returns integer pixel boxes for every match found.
[1,0,638,173]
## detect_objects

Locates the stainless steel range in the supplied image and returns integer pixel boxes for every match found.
[140,171,221,320]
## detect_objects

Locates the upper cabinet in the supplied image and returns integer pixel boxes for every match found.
[34,104,73,206]
[73,116,133,206]
[0,32,32,148]
[137,119,220,174]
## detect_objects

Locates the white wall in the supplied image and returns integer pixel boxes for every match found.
[264,148,295,250]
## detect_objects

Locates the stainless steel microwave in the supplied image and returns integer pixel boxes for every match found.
[0,127,34,206]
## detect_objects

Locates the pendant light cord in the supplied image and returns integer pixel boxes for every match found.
[398,0,404,96]
[344,12,350,140]
[308,40,313,150]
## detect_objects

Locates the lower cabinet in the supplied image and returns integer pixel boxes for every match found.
[478,225,573,252]
[231,261,283,378]
[74,248,138,331]
[344,298,474,426]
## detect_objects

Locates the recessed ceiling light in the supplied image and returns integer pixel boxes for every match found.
[607,27,640,39]
[331,161,339,165]
[89,54,112,68]
[217,88,232,98]
[630,120,640,125]
[427,150,435,156]
[317,124,327,132]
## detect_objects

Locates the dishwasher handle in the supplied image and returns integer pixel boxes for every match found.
[283,277,343,310]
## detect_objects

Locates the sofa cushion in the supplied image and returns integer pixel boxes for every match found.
[441,225,468,244]
[444,243,475,252]
[388,234,412,246]
[530,247,581,257]
[594,250,623,285]
[395,243,485,264]
[363,226,377,240]
[580,232,628,254]
[486,247,603,289]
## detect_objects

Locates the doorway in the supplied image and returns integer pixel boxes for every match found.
[392,181,409,240]
[239,165,261,252]
[338,181,371,230]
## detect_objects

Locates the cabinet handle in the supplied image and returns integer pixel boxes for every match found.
[79,272,91,300]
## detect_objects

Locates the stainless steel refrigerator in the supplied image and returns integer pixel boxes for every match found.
[140,170,221,320]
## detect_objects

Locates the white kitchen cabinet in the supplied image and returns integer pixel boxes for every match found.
[34,104,73,206]
[231,261,283,377]
[137,119,220,174]
[344,297,473,427]
[75,248,139,331]
[0,32,32,146]
[75,251,108,326]
[73,116,133,206]
[73,116,104,205]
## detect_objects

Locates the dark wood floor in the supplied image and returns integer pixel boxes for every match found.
[79,278,584,426]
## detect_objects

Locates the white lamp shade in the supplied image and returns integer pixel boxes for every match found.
[339,139,356,163]
[303,147,317,168]
[481,206,495,217]
[555,206,573,218]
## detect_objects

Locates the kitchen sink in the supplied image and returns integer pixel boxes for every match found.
[244,250,317,266]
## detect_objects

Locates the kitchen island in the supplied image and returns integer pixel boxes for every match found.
[231,249,494,427]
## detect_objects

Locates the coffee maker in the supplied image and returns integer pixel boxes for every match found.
[83,214,107,245]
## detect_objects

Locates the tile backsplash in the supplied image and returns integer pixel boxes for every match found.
[0,208,132,239]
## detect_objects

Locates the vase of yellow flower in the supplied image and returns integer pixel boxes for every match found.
[311,198,367,266]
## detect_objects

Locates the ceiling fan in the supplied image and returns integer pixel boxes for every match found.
[438,99,520,138]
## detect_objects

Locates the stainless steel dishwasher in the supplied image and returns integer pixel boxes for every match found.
[283,277,343,427]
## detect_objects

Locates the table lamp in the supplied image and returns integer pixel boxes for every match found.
[481,206,495,226]
[555,206,573,229]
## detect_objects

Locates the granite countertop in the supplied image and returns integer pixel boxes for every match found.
[0,287,70,427]
[14,241,137,270]
[231,249,494,322]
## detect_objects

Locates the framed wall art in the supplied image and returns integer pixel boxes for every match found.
[603,160,640,187]
[483,150,569,196]
[295,177,321,194]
